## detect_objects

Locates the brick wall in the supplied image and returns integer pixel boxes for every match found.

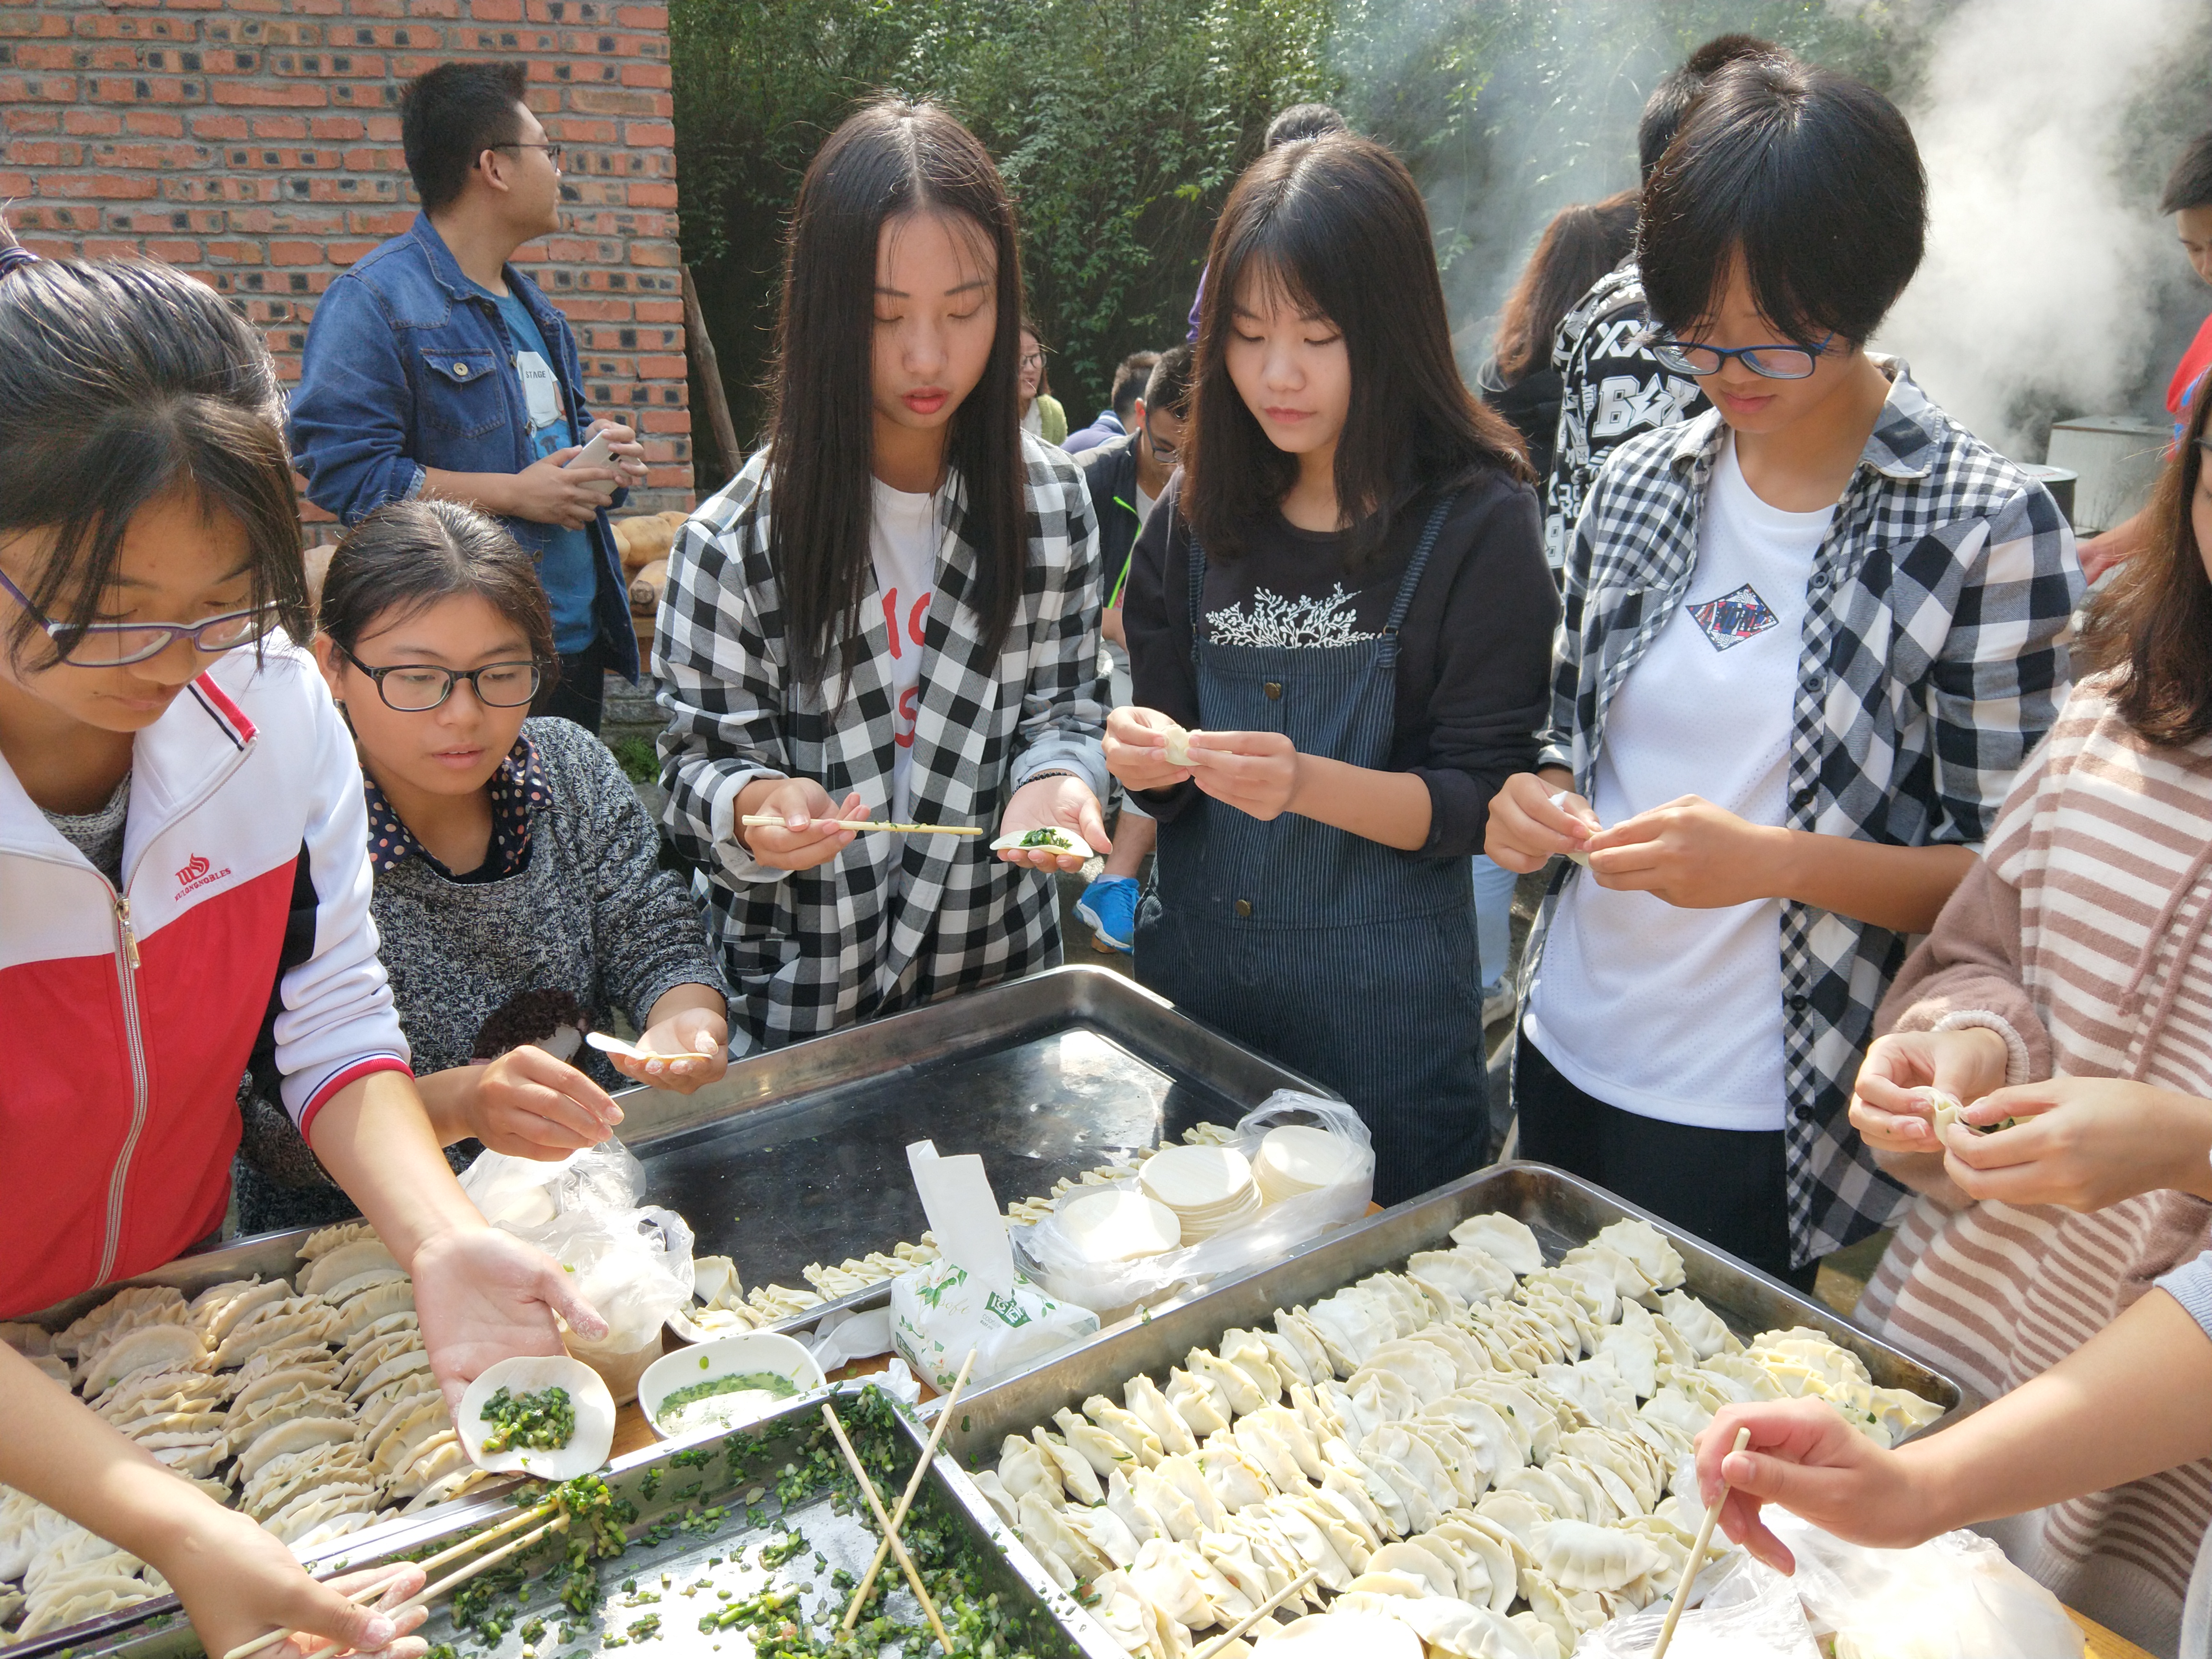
[0,0,693,539]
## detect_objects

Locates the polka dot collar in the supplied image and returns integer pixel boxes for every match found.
[363,734,548,882]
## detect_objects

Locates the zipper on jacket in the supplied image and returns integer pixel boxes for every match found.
[98,882,152,1285]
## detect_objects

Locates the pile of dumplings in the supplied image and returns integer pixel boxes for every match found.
[0,1220,496,1645]
[977,1212,1944,1659]
[684,1123,1246,1335]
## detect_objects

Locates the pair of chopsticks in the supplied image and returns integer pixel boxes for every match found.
[227,1501,566,1659]
[741,814,981,838]
[1649,1425,1753,1659]
[821,1348,978,1652]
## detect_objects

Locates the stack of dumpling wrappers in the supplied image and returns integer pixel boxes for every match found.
[1139,1147,1262,1243]
[0,1220,493,1644]
[979,1211,1944,1659]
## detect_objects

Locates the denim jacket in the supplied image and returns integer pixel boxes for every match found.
[290,214,638,677]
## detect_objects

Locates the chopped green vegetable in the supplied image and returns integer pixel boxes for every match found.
[478,1385,576,1455]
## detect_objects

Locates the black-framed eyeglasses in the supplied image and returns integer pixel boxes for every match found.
[1142,419,1181,466]
[0,564,280,667]
[490,141,564,168]
[1647,331,1836,382]
[339,647,543,712]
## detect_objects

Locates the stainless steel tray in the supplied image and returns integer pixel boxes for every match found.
[946,1161,1970,1469]
[30,965,1330,1340]
[16,1382,1120,1659]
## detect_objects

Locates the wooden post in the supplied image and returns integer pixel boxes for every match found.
[681,263,742,492]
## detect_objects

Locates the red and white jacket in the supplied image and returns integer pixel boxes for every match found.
[0,640,411,1317]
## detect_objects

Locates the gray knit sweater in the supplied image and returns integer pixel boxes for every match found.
[235,717,726,1231]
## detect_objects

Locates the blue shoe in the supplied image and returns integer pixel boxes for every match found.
[1076,875,1139,953]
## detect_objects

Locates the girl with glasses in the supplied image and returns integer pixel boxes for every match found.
[1018,318,1070,446]
[657,100,1108,1051]
[1485,59,2080,1287]
[1106,133,1556,1204]
[230,500,730,1235]
[1695,388,2212,1655]
[0,218,603,1659]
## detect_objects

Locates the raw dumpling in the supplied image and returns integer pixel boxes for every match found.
[1124,1373,1201,1458]
[1530,1517,1661,1592]
[1448,1213,1544,1275]
[1033,1427,1108,1504]
[1085,1394,1167,1467]
[1054,1406,1141,1480]
[1165,1366,1233,1438]
[1250,1611,1422,1659]
[1591,1216,1686,1291]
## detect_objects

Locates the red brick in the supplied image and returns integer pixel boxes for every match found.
[211,76,325,105]
[70,15,198,38]
[190,111,248,138]
[143,237,202,260]
[248,113,308,137]
[4,107,59,132]
[125,109,185,136]
[0,73,79,99]
[39,170,162,199]
[7,139,81,165]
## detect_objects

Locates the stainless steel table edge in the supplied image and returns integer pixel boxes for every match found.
[9,1379,1123,1659]
[940,1159,1980,1470]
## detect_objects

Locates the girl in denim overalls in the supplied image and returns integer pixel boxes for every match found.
[1108,134,1557,1204]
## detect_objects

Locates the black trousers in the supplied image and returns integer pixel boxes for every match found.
[1515,1033,1821,1292]
[535,634,608,735]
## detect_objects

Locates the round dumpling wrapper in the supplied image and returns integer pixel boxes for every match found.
[1252,1611,1422,1659]
[457,1355,614,1479]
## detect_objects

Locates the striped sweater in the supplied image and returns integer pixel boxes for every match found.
[1859,672,2212,1656]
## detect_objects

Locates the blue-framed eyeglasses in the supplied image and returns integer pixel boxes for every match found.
[1647,331,1836,382]
[0,565,279,667]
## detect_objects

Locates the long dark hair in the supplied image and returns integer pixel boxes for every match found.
[1186,133,1530,565]
[2082,386,2212,745]
[319,500,556,673]
[1492,190,1639,383]
[0,214,310,670]
[766,98,1026,678]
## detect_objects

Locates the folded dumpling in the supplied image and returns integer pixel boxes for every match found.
[1165,1367,1233,1438]
[1125,1373,1201,1458]
[1085,1394,1166,1467]
[1449,1213,1543,1275]
[1035,1426,1109,1504]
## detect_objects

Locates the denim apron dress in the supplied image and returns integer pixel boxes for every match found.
[1135,493,1487,1205]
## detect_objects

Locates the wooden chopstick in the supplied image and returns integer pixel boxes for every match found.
[292,1514,570,1659]
[841,1349,977,1633]
[224,1501,559,1659]
[1189,1566,1320,1659]
[741,815,982,837]
[1650,1425,1751,1659]
[819,1403,953,1654]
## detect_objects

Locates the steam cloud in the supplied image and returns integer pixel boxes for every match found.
[1876,0,2203,457]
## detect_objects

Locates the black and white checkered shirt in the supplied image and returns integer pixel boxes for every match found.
[1527,361,2082,1266]
[655,436,1106,1048]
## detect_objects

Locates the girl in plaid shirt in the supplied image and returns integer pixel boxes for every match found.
[1487,59,2079,1283]
[656,101,1109,1048]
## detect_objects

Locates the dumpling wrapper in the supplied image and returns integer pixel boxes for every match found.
[1251,1611,1422,1659]
[457,1355,614,1479]
[989,826,1097,858]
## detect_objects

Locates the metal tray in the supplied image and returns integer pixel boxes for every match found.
[946,1160,1971,1468]
[16,1383,1122,1659]
[921,1161,1971,1652]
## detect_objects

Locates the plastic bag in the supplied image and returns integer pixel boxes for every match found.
[1771,1514,2084,1659]
[458,1141,647,1229]
[504,1202,696,1355]
[888,1140,1098,1391]
[1572,1552,1821,1659]
[1013,1092,1374,1315]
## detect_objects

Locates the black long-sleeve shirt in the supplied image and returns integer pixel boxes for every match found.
[1125,468,1556,859]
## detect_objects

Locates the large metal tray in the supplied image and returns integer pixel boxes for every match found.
[926,1161,1971,1651]
[16,1382,1122,1659]
[947,1160,1969,1467]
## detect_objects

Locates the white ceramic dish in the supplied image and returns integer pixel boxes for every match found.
[637,1331,828,1440]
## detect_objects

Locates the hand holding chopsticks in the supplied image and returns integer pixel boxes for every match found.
[226,1500,563,1659]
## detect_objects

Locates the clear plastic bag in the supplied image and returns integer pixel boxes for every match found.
[457,1141,648,1229]
[1572,1552,1821,1659]
[1012,1092,1374,1315]
[502,1203,696,1356]
[1772,1514,2084,1659]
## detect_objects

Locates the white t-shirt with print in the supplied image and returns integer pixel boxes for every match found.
[1525,432,1834,1132]
[870,479,939,823]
